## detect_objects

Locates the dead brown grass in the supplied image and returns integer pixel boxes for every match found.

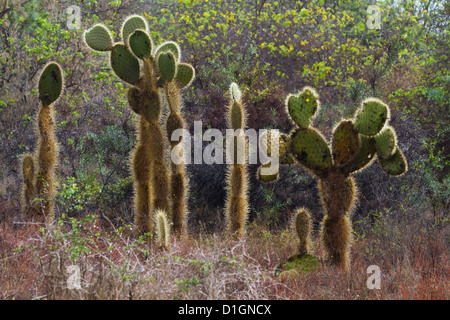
[0,209,448,300]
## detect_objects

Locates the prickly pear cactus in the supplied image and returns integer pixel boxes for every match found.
[158,41,195,236]
[85,15,195,238]
[85,16,169,236]
[21,62,64,223]
[258,87,407,271]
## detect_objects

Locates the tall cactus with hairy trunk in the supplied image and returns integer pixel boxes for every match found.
[84,16,194,237]
[85,16,171,235]
[21,62,63,223]
[225,83,249,238]
[258,87,407,270]
[157,43,195,235]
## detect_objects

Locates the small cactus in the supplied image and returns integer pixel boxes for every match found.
[224,83,249,238]
[258,87,407,270]
[275,208,321,276]
[294,208,312,255]
[154,209,171,249]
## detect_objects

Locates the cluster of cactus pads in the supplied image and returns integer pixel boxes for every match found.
[259,87,407,271]
[84,15,195,239]
[21,62,64,223]
[18,16,409,274]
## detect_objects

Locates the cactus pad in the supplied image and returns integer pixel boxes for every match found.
[110,44,140,85]
[129,30,152,59]
[375,126,397,160]
[175,63,195,88]
[157,51,177,81]
[343,135,377,173]
[39,62,63,105]
[291,127,332,173]
[84,24,113,52]
[379,148,407,176]
[354,99,389,136]
[122,15,147,46]
[155,41,181,63]
[287,87,319,128]
[332,120,360,167]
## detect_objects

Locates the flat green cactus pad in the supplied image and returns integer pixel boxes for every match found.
[84,24,113,52]
[354,99,389,136]
[287,88,318,128]
[39,62,63,105]
[332,120,360,167]
[157,51,177,81]
[176,63,195,88]
[375,126,397,160]
[122,15,147,46]
[129,30,152,59]
[275,253,321,276]
[379,148,407,176]
[343,135,377,174]
[291,127,332,173]
[110,44,140,85]
[155,41,180,63]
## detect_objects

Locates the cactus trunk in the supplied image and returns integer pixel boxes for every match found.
[21,154,35,213]
[132,118,152,234]
[164,81,189,235]
[225,83,249,238]
[35,104,58,222]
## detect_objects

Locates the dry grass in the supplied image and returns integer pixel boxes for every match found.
[0,208,448,300]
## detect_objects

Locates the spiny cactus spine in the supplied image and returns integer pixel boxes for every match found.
[258,88,407,270]
[225,83,249,238]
